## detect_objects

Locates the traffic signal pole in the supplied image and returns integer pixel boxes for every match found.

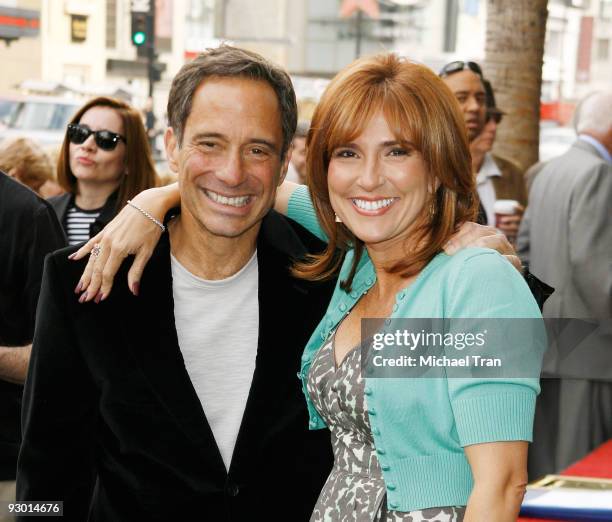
[147,0,155,96]
[131,0,158,96]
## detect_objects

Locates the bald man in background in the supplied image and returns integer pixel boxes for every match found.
[517,91,612,478]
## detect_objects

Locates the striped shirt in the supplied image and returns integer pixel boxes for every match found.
[64,204,102,245]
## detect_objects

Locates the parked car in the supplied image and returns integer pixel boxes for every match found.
[0,95,22,131]
[539,124,576,162]
[0,96,81,149]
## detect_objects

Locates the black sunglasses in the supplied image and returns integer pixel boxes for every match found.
[67,123,126,151]
[487,110,504,124]
[439,60,483,79]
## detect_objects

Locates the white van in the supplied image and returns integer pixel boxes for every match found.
[0,96,82,148]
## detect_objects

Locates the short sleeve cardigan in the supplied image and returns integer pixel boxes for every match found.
[288,185,544,512]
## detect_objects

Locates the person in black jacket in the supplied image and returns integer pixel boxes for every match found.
[49,96,158,245]
[17,46,334,522]
[0,172,65,520]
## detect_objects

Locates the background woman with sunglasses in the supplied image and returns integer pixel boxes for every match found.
[49,96,158,245]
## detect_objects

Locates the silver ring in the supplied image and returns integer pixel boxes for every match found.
[91,243,102,258]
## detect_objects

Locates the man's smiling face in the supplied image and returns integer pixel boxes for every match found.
[165,76,289,240]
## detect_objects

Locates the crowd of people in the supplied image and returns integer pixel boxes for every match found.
[0,44,610,522]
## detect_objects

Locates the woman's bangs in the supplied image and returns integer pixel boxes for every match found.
[381,88,424,155]
[324,86,384,157]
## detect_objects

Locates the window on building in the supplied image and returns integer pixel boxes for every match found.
[597,38,609,60]
[106,0,117,49]
[553,0,588,6]
[305,0,424,74]
[545,30,562,59]
[462,0,480,17]
[71,15,87,43]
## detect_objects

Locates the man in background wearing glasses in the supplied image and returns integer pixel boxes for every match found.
[440,61,528,242]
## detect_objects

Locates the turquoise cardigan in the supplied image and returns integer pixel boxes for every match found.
[288,185,544,512]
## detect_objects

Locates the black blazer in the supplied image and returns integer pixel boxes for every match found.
[0,173,65,480]
[17,210,335,521]
[49,190,119,243]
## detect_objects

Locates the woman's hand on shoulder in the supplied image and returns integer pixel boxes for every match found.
[443,222,522,273]
[70,184,178,302]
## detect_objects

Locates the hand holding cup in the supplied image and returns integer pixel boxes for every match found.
[494,199,524,246]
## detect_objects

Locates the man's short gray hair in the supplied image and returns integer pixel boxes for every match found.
[575,91,612,135]
[167,45,297,158]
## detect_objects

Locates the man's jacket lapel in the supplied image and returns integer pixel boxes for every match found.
[124,233,226,474]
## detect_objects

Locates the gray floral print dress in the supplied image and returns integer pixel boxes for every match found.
[306,333,466,522]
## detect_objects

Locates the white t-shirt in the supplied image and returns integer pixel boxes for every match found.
[476,152,502,225]
[171,251,259,471]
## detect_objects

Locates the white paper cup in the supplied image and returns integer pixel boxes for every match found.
[494,199,520,227]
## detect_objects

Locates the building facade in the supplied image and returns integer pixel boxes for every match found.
[0,0,42,95]
[1,0,610,119]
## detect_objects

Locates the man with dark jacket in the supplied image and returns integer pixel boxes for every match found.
[17,46,335,522]
[0,172,65,520]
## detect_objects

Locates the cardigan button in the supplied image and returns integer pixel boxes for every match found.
[381,464,390,471]
[389,502,399,509]
[350,291,358,298]
[392,303,398,312]
[387,483,397,491]
[376,448,386,455]
[364,386,372,396]
[366,277,373,285]
[368,408,376,416]
[339,303,347,312]
[309,420,317,428]
[398,292,405,300]
[371,427,380,436]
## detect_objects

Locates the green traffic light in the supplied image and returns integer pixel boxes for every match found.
[133,31,146,45]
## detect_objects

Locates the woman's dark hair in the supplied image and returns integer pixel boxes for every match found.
[57,96,158,210]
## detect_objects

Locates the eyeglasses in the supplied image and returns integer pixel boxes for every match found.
[487,110,504,124]
[67,123,126,151]
[439,60,483,79]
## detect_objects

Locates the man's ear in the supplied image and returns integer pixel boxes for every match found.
[164,128,179,173]
[278,144,293,186]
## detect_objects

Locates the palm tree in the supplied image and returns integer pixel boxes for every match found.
[485,0,549,171]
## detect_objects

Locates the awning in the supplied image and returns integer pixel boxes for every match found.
[0,6,40,40]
